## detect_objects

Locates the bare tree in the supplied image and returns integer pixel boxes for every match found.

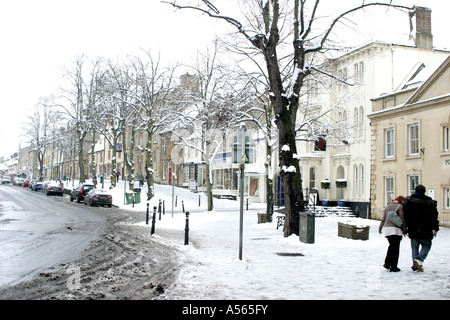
[164,0,413,236]
[94,58,137,188]
[171,40,250,211]
[130,51,180,201]
[23,97,60,180]
[58,56,105,183]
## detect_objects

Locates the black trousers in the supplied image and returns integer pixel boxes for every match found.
[384,235,402,269]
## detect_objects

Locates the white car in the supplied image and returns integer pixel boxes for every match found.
[14,178,25,186]
[1,176,12,184]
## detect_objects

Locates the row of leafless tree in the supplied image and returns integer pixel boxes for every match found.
[22,43,260,204]
[23,0,415,236]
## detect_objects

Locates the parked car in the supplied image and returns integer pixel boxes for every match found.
[29,179,39,189]
[2,175,12,184]
[41,181,50,193]
[45,182,64,196]
[23,178,31,187]
[83,189,113,207]
[70,183,95,203]
[14,178,25,186]
[32,181,43,192]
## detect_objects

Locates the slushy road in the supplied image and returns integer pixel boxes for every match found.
[0,184,107,289]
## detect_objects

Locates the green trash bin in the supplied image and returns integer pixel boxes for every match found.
[133,188,141,204]
[125,192,134,205]
[299,211,315,244]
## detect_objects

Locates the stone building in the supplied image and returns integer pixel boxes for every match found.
[369,55,450,227]
[294,6,449,217]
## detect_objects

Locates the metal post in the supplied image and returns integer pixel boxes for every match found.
[171,174,175,218]
[184,211,190,245]
[199,195,201,207]
[239,163,244,260]
[146,203,149,225]
[151,206,157,235]
[163,200,165,215]
[182,200,185,213]
[235,123,247,261]
[158,199,162,220]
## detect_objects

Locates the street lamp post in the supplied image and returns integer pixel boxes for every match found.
[235,124,247,261]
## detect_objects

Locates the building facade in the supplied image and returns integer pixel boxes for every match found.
[369,55,450,227]
[294,6,449,217]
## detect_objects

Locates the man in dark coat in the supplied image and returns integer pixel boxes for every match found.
[403,185,439,272]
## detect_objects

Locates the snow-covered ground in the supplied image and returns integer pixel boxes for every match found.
[81,180,450,299]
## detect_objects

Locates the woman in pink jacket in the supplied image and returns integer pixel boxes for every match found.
[378,196,407,272]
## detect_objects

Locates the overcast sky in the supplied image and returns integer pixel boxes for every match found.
[1,0,449,160]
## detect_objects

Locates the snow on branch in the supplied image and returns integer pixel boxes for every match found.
[310,66,354,87]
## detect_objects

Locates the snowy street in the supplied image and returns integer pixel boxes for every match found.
[1,181,448,300]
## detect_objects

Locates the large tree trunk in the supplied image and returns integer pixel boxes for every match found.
[277,106,304,236]
[265,140,274,223]
[110,137,118,187]
[205,141,214,211]
[123,124,136,191]
[260,25,305,236]
[91,129,97,186]
[78,133,86,183]
[145,128,155,201]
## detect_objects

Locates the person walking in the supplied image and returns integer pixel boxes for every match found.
[403,185,439,272]
[379,195,407,272]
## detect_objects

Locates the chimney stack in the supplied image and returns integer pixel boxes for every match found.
[412,6,433,50]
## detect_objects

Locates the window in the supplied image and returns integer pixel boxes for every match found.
[184,165,196,181]
[385,128,395,158]
[359,164,365,197]
[162,162,166,180]
[338,67,348,91]
[354,63,359,85]
[408,123,419,156]
[353,164,365,198]
[385,176,394,206]
[359,62,364,84]
[249,177,259,197]
[359,107,364,138]
[408,175,420,196]
[443,125,450,152]
[353,62,364,85]
[309,167,316,190]
[198,167,204,187]
[338,110,348,136]
[306,79,319,98]
[444,187,450,210]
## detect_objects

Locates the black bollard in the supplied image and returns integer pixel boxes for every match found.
[184,211,190,245]
[175,196,178,207]
[182,200,185,213]
[199,195,201,207]
[146,203,149,225]
[163,200,165,215]
[158,199,162,220]
[151,206,157,235]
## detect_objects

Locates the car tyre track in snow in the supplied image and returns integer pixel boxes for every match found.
[0,185,184,300]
